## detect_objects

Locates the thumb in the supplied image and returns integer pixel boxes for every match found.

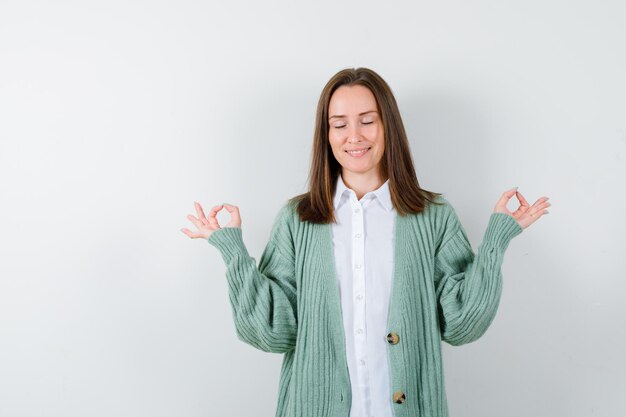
[222,203,242,227]
[494,187,518,213]
[504,186,518,196]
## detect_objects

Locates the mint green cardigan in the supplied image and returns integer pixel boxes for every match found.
[207,195,523,417]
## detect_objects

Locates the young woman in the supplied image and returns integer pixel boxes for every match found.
[182,67,550,417]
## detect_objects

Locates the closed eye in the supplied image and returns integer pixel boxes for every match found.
[332,121,373,129]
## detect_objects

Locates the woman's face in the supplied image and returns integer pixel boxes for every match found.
[327,84,385,178]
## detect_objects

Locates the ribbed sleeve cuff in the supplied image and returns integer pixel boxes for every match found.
[482,212,523,251]
[206,227,250,264]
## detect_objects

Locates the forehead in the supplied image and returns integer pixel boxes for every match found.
[328,85,377,113]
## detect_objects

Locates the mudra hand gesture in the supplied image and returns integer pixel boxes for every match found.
[181,202,242,240]
[494,187,551,230]
[181,188,550,239]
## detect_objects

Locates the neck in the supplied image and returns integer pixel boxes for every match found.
[341,170,387,200]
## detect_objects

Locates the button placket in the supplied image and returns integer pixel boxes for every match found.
[350,192,369,386]
[332,179,396,417]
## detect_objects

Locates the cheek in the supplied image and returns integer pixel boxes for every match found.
[363,124,381,138]
[375,125,384,139]
[328,138,341,156]
[328,133,343,149]
[375,128,385,146]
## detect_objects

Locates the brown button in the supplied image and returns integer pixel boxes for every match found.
[393,390,406,404]
[386,332,399,344]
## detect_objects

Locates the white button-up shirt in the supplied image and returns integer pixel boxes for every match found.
[331,173,396,417]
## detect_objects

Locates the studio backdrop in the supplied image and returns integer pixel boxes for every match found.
[0,1,624,416]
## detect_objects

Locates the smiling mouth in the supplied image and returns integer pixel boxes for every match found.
[345,147,371,157]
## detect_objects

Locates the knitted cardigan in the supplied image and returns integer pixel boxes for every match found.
[207,195,523,417]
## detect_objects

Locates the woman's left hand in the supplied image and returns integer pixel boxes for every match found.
[493,187,550,230]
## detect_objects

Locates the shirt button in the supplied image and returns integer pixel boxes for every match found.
[354,208,360,213]
[355,233,361,238]
[356,294,363,300]
[360,359,366,366]
[355,264,361,269]
[356,328,363,334]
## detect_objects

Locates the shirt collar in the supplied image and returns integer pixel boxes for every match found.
[332,174,393,212]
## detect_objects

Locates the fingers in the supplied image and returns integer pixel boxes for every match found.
[494,187,519,213]
[194,201,209,226]
[186,214,204,230]
[180,227,205,239]
[183,202,223,234]
[222,203,242,227]
[499,187,518,204]
[516,195,551,228]
[208,204,223,227]
[527,197,551,217]
[515,191,530,209]
[508,191,530,217]
[504,187,518,197]
[183,202,239,239]
[495,189,552,226]
[531,196,550,207]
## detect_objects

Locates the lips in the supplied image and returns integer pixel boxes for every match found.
[345,147,371,157]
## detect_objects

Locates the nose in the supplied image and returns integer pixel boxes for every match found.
[347,124,363,143]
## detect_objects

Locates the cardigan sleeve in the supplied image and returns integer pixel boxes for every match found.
[206,203,297,353]
[434,203,523,346]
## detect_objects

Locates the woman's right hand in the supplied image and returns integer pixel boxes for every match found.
[181,202,242,240]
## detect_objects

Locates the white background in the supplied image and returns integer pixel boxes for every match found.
[1,0,624,416]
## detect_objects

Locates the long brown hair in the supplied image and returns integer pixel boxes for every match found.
[290,67,444,224]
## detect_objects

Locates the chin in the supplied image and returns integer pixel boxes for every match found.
[343,165,376,174]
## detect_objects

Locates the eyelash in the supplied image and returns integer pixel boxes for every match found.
[334,121,373,129]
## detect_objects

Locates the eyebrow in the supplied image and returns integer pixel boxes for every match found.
[328,110,377,120]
